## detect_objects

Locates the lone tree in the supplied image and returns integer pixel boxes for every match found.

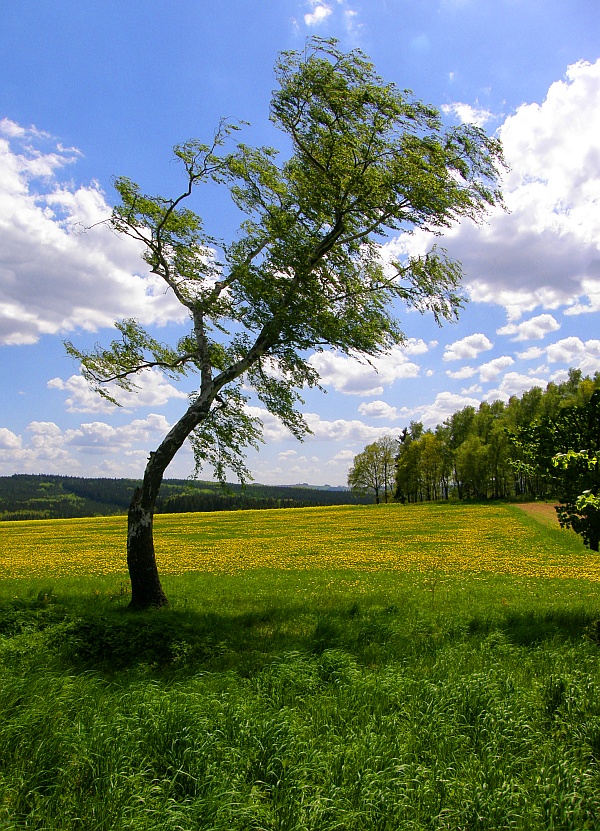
[348,437,399,504]
[67,38,504,608]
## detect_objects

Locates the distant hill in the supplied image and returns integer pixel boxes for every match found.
[0,474,371,521]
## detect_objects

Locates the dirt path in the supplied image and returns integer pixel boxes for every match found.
[513,501,560,527]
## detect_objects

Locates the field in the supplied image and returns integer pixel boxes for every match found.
[1,502,600,829]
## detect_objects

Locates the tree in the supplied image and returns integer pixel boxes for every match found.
[508,387,600,550]
[67,38,504,607]
[444,406,476,499]
[455,434,489,499]
[551,391,600,551]
[348,437,398,504]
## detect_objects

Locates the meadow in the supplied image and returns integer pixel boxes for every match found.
[1,502,600,829]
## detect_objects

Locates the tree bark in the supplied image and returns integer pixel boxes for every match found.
[127,485,168,608]
[126,399,212,608]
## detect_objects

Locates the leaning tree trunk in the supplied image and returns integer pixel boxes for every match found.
[126,401,212,608]
[127,482,168,609]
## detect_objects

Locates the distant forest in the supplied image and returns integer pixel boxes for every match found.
[0,476,370,522]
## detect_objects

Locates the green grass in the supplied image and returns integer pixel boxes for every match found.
[1,503,600,829]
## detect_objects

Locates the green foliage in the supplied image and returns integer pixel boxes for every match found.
[551,394,600,551]
[514,389,600,550]
[69,36,504,491]
[347,436,398,503]
[387,370,600,505]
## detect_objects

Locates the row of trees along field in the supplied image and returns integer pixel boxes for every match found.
[348,370,600,549]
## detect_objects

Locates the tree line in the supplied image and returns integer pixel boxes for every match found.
[348,369,600,549]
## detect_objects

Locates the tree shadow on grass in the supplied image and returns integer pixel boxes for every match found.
[468,607,600,647]
[0,594,378,675]
[1,595,599,675]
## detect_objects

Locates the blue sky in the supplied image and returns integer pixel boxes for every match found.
[1,0,599,486]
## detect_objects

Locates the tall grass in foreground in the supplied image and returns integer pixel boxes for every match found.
[0,503,599,829]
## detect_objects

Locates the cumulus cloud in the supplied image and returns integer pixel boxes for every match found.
[517,346,545,360]
[278,449,297,459]
[446,366,477,380]
[477,356,515,382]
[407,391,482,429]
[302,1,360,36]
[304,2,333,26]
[357,400,402,420]
[332,449,355,462]
[544,336,600,376]
[441,102,496,127]
[446,355,513,382]
[246,404,395,444]
[384,59,600,321]
[0,414,173,475]
[497,314,561,341]
[308,346,421,396]
[462,59,600,317]
[48,369,189,413]
[0,122,186,346]
[484,372,550,403]
[0,427,22,450]
[304,412,394,442]
[443,333,493,362]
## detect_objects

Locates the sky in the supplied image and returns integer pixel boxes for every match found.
[0,0,599,487]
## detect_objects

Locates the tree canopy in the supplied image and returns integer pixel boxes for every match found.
[348,437,398,504]
[67,37,505,607]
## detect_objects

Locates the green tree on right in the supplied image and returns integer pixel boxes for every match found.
[551,390,600,551]
[511,389,600,551]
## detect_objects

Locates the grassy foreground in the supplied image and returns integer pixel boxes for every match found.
[1,502,600,829]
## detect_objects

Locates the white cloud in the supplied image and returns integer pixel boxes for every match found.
[517,346,545,360]
[304,2,332,26]
[0,427,22,451]
[512,336,600,378]
[387,59,600,321]
[446,366,477,379]
[443,333,493,361]
[441,102,496,127]
[496,313,560,341]
[305,412,394,442]
[463,59,600,317]
[357,400,401,420]
[544,336,600,376]
[403,337,435,355]
[278,449,297,459]
[309,346,421,396]
[65,414,170,455]
[478,356,514,382]
[48,369,188,413]
[484,372,549,403]
[0,125,186,346]
[408,391,482,428]
[332,449,355,462]
[447,355,513,382]
[247,404,394,444]
[0,414,173,476]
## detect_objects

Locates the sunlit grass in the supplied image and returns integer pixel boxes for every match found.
[0,502,594,581]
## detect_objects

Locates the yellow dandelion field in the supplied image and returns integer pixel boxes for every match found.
[0,502,597,582]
